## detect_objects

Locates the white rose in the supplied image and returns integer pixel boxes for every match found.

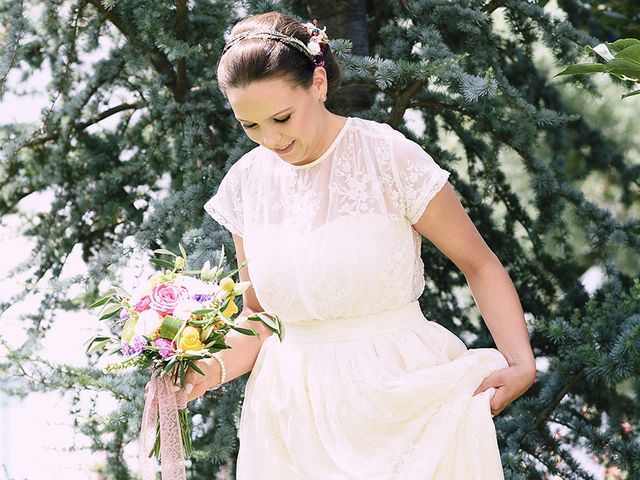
[134,309,163,337]
[175,275,215,295]
[308,41,321,55]
[173,299,203,321]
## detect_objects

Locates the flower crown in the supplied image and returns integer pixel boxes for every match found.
[222,18,330,67]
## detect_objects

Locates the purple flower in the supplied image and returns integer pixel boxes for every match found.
[119,309,129,319]
[192,294,212,302]
[154,338,176,359]
[121,336,147,356]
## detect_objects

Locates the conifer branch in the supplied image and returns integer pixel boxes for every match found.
[483,0,504,14]
[22,102,143,147]
[176,0,188,102]
[534,369,585,428]
[387,80,424,128]
[86,0,177,92]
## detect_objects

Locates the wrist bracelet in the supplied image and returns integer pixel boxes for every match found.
[207,352,227,391]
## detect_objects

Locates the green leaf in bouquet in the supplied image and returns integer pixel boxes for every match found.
[224,259,249,279]
[160,315,184,340]
[217,245,226,270]
[204,340,231,350]
[85,335,115,355]
[99,303,123,320]
[187,360,205,377]
[89,293,115,309]
[111,284,132,299]
[141,355,155,369]
[153,248,178,257]
[179,243,188,262]
[191,309,216,315]
[249,312,286,342]
[150,258,176,269]
[121,315,137,342]
[161,357,177,377]
[229,324,259,336]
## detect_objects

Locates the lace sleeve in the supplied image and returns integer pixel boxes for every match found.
[203,166,244,237]
[390,132,451,224]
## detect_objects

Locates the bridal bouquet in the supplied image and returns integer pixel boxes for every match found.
[85,244,283,479]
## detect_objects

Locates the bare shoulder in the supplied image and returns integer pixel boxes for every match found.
[412,181,499,276]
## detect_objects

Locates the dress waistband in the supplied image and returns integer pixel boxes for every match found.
[282,301,424,344]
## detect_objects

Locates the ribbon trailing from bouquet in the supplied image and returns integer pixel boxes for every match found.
[139,375,188,480]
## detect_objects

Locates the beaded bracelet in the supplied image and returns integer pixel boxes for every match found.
[207,352,227,391]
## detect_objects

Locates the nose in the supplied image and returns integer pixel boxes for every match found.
[261,129,284,149]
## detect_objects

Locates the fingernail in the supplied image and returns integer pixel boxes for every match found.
[185,383,193,394]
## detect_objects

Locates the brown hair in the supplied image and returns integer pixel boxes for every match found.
[216,12,342,99]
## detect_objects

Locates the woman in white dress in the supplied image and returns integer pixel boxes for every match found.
[184,11,536,479]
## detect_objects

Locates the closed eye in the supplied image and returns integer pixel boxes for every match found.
[242,115,291,129]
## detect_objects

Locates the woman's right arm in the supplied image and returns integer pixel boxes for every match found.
[184,233,272,402]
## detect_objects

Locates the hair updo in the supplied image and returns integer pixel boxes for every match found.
[216,12,342,100]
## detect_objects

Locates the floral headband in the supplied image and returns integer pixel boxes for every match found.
[222,18,330,67]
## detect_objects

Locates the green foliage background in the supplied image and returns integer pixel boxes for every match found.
[1,0,639,478]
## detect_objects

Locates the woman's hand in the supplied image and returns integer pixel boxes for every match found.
[143,357,221,404]
[472,361,536,416]
[184,357,221,403]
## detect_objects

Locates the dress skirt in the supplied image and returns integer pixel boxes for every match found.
[235,301,509,479]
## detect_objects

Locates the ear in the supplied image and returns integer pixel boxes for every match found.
[312,67,328,100]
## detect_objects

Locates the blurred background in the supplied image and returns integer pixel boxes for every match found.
[1,0,639,478]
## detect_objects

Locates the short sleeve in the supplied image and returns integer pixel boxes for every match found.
[203,166,244,237]
[391,132,451,224]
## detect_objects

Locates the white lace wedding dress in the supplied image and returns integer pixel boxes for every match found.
[204,116,509,479]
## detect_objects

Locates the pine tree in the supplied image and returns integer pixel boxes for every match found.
[1,0,639,478]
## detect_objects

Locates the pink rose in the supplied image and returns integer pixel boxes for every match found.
[149,283,188,316]
[153,338,176,359]
[134,295,152,312]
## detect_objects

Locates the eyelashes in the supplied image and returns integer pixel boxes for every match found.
[242,115,291,130]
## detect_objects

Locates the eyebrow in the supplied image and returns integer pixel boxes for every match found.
[236,107,293,123]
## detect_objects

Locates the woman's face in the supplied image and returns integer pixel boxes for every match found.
[225,70,328,166]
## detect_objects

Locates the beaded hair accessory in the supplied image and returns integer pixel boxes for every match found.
[222,18,330,67]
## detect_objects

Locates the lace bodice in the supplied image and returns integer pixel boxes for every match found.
[204,116,450,324]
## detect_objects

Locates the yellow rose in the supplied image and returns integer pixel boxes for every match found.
[222,298,238,317]
[178,326,204,351]
[219,277,235,292]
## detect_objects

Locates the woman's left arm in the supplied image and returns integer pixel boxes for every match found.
[413,181,536,416]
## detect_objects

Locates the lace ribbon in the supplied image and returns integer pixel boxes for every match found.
[139,374,188,480]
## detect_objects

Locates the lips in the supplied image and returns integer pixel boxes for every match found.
[274,141,294,154]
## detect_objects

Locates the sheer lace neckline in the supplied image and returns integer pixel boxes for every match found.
[287,116,352,170]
